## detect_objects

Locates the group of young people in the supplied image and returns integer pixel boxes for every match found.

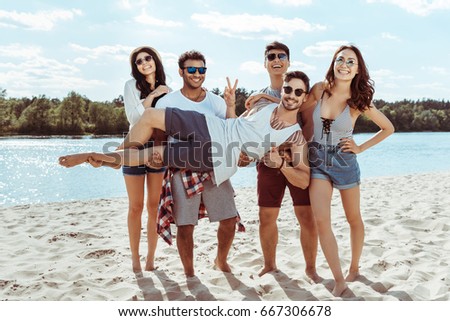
[58,41,394,297]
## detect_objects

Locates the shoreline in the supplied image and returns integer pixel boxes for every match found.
[1,171,449,301]
[1,170,449,209]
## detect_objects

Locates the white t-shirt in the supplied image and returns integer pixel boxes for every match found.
[155,89,227,143]
[206,103,301,186]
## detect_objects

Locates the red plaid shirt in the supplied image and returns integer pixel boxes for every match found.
[157,168,245,245]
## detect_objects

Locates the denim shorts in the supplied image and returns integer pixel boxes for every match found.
[122,140,166,176]
[308,142,360,190]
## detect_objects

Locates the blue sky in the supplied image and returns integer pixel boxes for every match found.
[0,0,449,102]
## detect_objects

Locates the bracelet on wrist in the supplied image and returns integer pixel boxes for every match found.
[278,158,285,169]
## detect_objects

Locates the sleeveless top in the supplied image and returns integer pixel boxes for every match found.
[205,103,301,185]
[312,99,353,146]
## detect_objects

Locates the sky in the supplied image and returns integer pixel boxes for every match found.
[0,0,449,103]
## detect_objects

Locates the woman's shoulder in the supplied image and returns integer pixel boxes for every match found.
[310,81,326,96]
[124,78,137,88]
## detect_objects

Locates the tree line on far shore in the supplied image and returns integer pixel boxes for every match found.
[0,87,449,136]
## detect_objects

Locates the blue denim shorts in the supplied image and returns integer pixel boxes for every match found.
[122,140,166,176]
[308,142,360,190]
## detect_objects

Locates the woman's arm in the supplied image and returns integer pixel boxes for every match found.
[298,82,324,113]
[341,103,395,154]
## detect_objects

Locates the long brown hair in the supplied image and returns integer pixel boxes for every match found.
[324,44,374,112]
[129,46,167,100]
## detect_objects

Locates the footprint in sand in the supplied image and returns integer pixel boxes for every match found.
[84,249,116,259]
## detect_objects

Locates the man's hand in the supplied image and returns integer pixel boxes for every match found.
[224,77,238,108]
[262,147,284,169]
[237,152,255,167]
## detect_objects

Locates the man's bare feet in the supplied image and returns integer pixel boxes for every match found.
[214,257,232,273]
[332,280,348,297]
[345,270,360,282]
[305,269,323,283]
[258,265,279,277]
[59,153,92,168]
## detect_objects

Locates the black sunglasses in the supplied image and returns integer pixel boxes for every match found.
[283,86,306,97]
[266,53,288,61]
[183,66,207,74]
[135,55,153,66]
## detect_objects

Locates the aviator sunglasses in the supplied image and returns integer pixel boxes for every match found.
[135,55,153,66]
[266,53,288,61]
[335,57,358,67]
[283,86,306,97]
[183,66,207,74]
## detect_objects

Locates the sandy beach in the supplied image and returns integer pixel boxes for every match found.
[1,172,449,301]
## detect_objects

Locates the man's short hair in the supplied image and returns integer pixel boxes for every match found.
[178,50,206,69]
[284,71,310,92]
[265,41,290,60]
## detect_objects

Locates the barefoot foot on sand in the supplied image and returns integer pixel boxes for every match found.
[214,258,232,273]
[332,281,348,297]
[258,266,279,277]
[345,270,360,282]
[145,258,157,272]
[305,269,323,283]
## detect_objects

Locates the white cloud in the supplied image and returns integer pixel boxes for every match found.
[366,0,450,16]
[70,43,133,61]
[240,61,266,75]
[303,41,350,57]
[269,0,313,6]
[0,43,107,98]
[0,43,43,58]
[134,11,183,27]
[290,60,316,72]
[118,0,149,9]
[0,9,82,31]
[191,11,325,39]
[381,32,401,40]
[422,66,449,75]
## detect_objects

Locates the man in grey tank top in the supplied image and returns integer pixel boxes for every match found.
[241,41,320,281]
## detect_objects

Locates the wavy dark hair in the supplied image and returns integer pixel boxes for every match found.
[129,46,167,99]
[324,44,374,112]
[178,50,206,69]
[265,41,290,60]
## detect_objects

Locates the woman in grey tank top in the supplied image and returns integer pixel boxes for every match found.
[299,44,394,296]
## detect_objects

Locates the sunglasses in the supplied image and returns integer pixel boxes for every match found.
[335,57,358,67]
[135,55,153,66]
[283,86,306,97]
[183,66,207,74]
[266,53,288,61]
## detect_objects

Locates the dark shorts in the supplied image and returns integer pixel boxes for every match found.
[257,162,310,207]
[163,107,214,172]
[309,142,360,190]
[122,141,166,175]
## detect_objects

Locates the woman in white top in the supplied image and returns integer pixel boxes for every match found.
[123,46,170,273]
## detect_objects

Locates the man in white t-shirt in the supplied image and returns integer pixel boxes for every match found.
[154,50,238,277]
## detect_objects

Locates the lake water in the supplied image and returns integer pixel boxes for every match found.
[1,132,449,207]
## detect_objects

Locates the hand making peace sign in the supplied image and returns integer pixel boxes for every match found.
[223,77,238,108]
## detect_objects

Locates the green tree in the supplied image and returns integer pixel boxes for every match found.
[18,95,55,134]
[58,91,86,134]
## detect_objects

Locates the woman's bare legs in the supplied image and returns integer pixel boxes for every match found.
[124,174,146,273]
[122,108,167,148]
[145,171,165,271]
[309,178,347,297]
[340,186,364,281]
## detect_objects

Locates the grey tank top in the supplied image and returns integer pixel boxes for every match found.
[312,99,353,146]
